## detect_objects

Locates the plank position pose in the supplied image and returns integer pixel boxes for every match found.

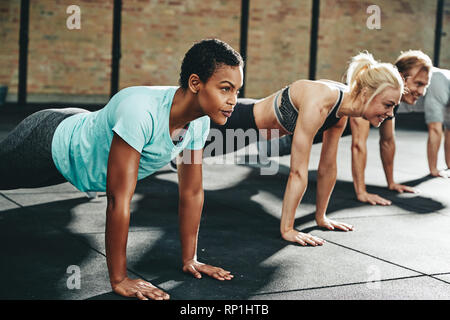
[420,66,450,178]
[415,66,450,178]
[0,39,244,300]
[203,52,404,246]
[350,50,435,206]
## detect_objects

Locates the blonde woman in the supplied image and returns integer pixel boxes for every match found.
[350,50,433,206]
[205,52,404,246]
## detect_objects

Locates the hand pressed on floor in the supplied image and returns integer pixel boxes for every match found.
[316,217,354,232]
[112,277,170,300]
[388,183,419,194]
[357,191,392,206]
[183,260,234,281]
[282,229,325,247]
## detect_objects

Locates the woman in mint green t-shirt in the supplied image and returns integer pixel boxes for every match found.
[0,39,244,300]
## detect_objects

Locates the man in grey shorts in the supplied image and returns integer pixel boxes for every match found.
[404,66,450,178]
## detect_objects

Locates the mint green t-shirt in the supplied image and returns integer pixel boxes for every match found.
[51,86,210,192]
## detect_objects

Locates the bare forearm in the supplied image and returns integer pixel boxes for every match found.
[105,204,131,286]
[351,144,367,195]
[380,139,395,186]
[280,173,307,235]
[315,165,337,220]
[179,193,204,264]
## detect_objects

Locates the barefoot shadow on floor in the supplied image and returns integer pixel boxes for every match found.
[0,194,100,299]
[89,159,446,300]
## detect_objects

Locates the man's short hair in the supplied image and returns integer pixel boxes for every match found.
[394,50,433,78]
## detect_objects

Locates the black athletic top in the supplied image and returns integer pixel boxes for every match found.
[273,84,345,135]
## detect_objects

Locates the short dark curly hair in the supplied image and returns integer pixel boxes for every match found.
[179,39,244,89]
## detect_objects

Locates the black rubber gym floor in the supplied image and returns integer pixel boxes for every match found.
[1,111,449,300]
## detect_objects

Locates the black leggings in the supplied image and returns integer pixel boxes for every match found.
[205,98,293,157]
[205,98,260,156]
[0,108,88,190]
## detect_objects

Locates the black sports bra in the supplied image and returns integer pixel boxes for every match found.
[273,83,345,134]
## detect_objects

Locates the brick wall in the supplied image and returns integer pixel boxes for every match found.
[440,0,450,69]
[317,0,437,81]
[119,0,241,90]
[26,0,113,103]
[0,0,448,104]
[245,0,312,98]
[0,0,20,103]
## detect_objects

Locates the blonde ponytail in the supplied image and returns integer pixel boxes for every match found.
[346,51,404,108]
[346,51,377,92]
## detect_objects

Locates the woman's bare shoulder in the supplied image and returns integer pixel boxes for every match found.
[289,79,340,110]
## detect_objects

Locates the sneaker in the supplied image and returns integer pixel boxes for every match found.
[85,192,98,199]
[258,135,292,157]
[438,169,450,178]
[169,159,178,172]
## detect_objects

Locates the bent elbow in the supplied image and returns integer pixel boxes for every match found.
[318,163,336,178]
[351,140,366,153]
[179,189,204,202]
[106,192,117,211]
[379,137,394,149]
[288,169,308,185]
